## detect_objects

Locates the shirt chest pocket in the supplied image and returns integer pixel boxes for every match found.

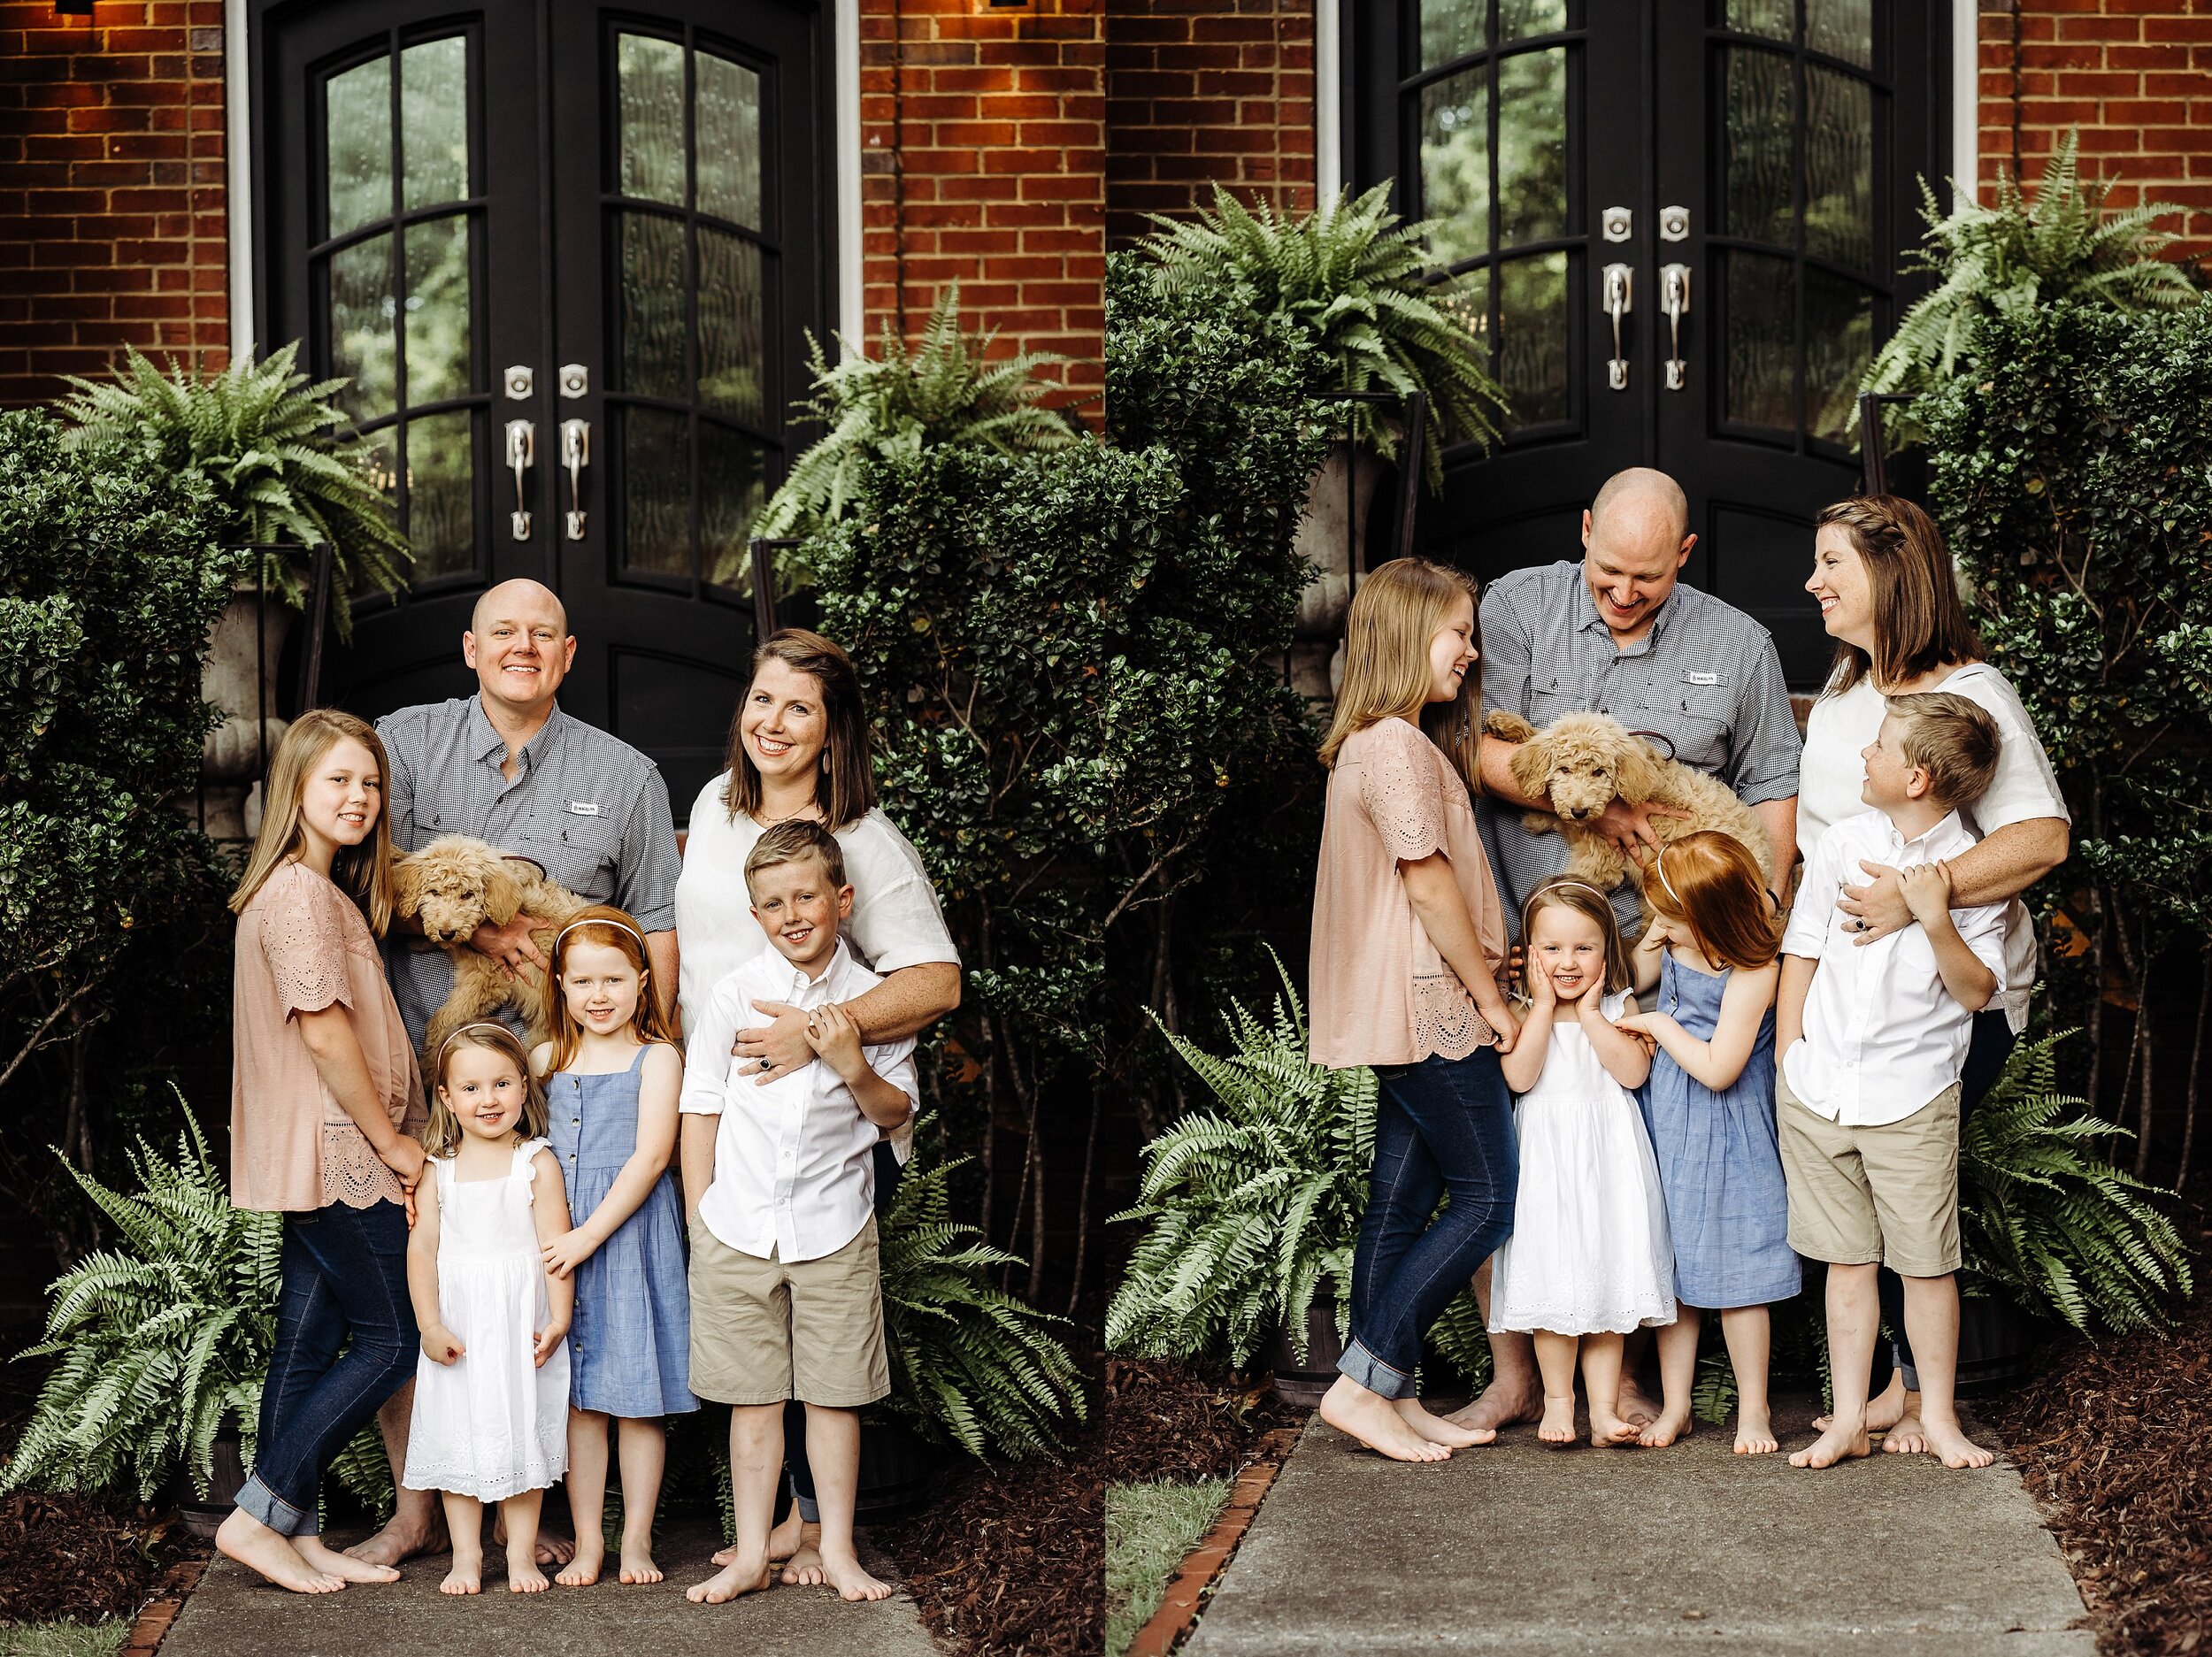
[514,810,623,901]
[1526,671,1586,728]
[1638,671,1735,771]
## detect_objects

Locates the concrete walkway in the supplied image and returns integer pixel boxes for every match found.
[1183,1392,2093,1656]
[159,1521,941,1657]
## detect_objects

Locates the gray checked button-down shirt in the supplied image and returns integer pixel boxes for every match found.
[376,696,681,1049]
[1478,560,1801,936]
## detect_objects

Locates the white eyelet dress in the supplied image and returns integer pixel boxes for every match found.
[403,1138,571,1501]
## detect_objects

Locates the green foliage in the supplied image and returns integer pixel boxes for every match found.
[1104,1478,1232,1657]
[757,284,1079,545]
[56,343,410,637]
[1139,183,1505,488]
[1106,961,1372,1368]
[877,1140,1087,1460]
[1865,132,2199,444]
[1960,1031,2191,1332]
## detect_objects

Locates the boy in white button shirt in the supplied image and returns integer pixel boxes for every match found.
[1775,692,2008,1475]
[678,820,918,1607]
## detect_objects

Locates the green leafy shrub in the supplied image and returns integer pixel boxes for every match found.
[1139,183,1504,487]
[1864,131,2198,444]
[57,343,409,636]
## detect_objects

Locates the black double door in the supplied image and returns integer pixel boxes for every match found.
[257,0,831,817]
[1350,0,1948,687]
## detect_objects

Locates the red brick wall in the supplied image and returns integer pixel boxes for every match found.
[1979,0,2212,260]
[1103,0,1315,247]
[859,0,1107,403]
[0,0,229,408]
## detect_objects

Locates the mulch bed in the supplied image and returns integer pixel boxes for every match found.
[1984,1272,2212,1656]
[879,1356,1302,1657]
[0,1493,206,1626]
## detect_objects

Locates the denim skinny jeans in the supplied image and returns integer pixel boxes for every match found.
[1339,1047,1518,1400]
[235,1198,418,1536]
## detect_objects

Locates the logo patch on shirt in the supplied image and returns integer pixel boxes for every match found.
[1684,671,1720,687]
[565,800,605,817]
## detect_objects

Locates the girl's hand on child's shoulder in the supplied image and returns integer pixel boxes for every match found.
[422,1323,465,1366]
[541,1227,597,1280]
[533,1319,567,1368]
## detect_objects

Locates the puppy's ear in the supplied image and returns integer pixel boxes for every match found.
[1616,739,1665,804]
[482,863,525,926]
[1509,733,1554,803]
[391,854,423,917]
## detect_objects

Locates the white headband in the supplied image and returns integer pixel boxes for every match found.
[436,1021,521,1071]
[1530,879,1615,909]
[1653,842,1684,909]
[553,916,648,955]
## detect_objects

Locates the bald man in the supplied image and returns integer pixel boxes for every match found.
[350,578,680,1569]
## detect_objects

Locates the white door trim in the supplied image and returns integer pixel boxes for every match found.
[1314,0,1340,205]
[1952,0,1978,208]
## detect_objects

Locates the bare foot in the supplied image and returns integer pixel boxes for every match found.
[780,1540,825,1587]
[294,1535,400,1584]
[1615,1377,1661,1428]
[1883,1411,1930,1455]
[494,1515,575,1568]
[758,1507,805,1565]
[1919,1417,1996,1470]
[1445,1375,1545,1434]
[344,1510,448,1570]
[1734,1407,1778,1456]
[1790,1419,1872,1469]
[820,1547,895,1603]
[1636,1406,1692,1448]
[687,1553,775,1605]
[1817,1377,1909,1435]
[1394,1395,1495,1448]
[509,1556,551,1594]
[1318,1376,1451,1462]
[441,1557,483,1596]
[214,1509,346,1595]
[1537,1393,1578,1446]
[555,1538,604,1587]
[1589,1409,1642,1447]
[618,1542,664,1584]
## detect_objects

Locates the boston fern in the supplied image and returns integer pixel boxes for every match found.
[1961,1030,2192,1334]
[879,1141,1087,1461]
[1139,183,1504,490]
[1107,959,1373,1369]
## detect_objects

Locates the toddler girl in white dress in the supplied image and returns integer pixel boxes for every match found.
[403,1022,573,1595]
[1489,880,1675,1447]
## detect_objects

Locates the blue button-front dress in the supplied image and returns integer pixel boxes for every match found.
[545,1046,698,1417]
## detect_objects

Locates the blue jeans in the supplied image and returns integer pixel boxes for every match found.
[235,1200,418,1537]
[1339,1048,1518,1400]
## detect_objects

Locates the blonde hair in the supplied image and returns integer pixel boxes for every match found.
[745,817,848,895]
[544,904,680,1076]
[1815,496,1984,696]
[1885,690,2002,810]
[422,1022,548,1157]
[1647,832,1780,971]
[1319,558,1484,791]
[1519,880,1632,996]
[228,709,397,934]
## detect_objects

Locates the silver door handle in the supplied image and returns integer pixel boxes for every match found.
[560,418,589,541]
[1662,263,1691,391]
[504,418,534,540]
[1602,263,1632,391]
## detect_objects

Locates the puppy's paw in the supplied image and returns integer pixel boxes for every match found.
[1483,709,1537,742]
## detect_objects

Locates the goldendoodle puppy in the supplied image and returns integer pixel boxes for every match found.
[392,833,588,1076]
[1484,709,1776,900]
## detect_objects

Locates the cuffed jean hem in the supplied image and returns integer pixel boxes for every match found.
[234,1472,318,1538]
[1336,1338,1415,1400]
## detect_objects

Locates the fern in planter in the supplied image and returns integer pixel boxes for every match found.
[57,343,410,637]
[1960,1029,2192,1334]
[1107,956,1374,1368]
[878,1138,1087,1461]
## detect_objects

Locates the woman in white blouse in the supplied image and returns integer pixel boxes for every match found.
[1797,495,2070,1445]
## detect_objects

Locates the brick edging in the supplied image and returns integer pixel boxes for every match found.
[119,1556,209,1657]
[1124,1422,1306,1657]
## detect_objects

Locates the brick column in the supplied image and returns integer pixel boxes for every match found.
[859,0,1106,402]
[0,1,229,407]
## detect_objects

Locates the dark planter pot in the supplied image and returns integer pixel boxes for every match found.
[176,1434,248,1539]
[1265,1300,1347,1408]
[853,1417,941,1524]
[1954,1292,2039,1397]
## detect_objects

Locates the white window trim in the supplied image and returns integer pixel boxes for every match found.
[223,0,865,361]
[1952,0,1978,209]
[1315,0,1340,206]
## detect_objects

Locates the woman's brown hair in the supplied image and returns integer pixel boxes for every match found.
[422,1022,549,1157]
[1518,880,1633,996]
[721,628,877,831]
[1646,832,1780,972]
[1319,557,1484,793]
[228,709,398,934]
[1815,495,1983,696]
[542,904,680,1076]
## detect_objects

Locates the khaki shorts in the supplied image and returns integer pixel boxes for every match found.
[1777,1068,1963,1277]
[687,1215,890,1408]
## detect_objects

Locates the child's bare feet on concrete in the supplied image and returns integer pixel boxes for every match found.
[687,1550,775,1604]
[441,1552,482,1596]
[780,1526,826,1586]
[555,1536,603,1586]
[293,1535,399,1584]
[820,1545,894,1603]
[1613,1377,1661,1428]
[1883,1408,1929,1454]
[758,1507,804,1564]
[1445,1374,1544,1434]
[1636,1404,1692,1447]
[618,1540,664,1584]
[1537,1393,1578,1445]
[1589,1408,1641,1447]
[1318,1376,1451,1462]
[1394,1395,1494,1447]
[1918,1416,1995,1469]
[1789,1417,1871,1469]
[214,1509,346,1595]
[1817,1376,1909,1435]
[508,1550,551,1593]
[1734,1406,1778,1455]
